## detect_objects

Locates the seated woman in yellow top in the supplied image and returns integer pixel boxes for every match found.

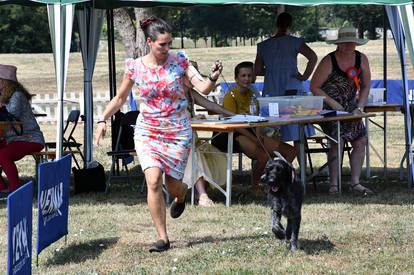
[212,61,295,195]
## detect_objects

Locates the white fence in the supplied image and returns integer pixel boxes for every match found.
[32,87,225,122]
[32,92,131,123]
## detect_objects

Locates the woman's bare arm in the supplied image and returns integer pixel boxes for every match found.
[298,43,318,81]
[310,56,344,111]
[191,89,234,116]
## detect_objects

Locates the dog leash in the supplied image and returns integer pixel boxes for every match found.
[220,73,275,161]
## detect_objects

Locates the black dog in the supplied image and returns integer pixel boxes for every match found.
[261,156,303,252]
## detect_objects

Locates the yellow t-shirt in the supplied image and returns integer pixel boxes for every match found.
[223,86,254,114]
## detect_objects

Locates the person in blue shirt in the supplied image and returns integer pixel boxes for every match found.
[254,12,317,156]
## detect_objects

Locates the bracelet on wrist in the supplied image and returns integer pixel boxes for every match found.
[97,120,106,124]
[208,74,218,82]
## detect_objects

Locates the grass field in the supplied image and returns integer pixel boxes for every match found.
[0,39,412,94]
[0,40,414,273]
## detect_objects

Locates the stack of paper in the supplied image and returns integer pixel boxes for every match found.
[221,114,267,123]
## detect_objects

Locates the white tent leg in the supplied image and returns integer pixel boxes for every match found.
[47,3,75,159]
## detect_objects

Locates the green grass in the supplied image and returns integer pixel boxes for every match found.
[1,178,414,274]
[0,41,414,273]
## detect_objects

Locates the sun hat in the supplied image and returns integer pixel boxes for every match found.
[0,64,17,82]
[327,26,368,46]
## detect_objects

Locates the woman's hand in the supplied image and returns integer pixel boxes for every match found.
[95,122,107,146]
[352,107,364,115]
[332,101,345,111]
[209,60,223,81]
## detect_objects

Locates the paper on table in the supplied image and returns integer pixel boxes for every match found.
[269,103,279,117]
[222,114,268,123]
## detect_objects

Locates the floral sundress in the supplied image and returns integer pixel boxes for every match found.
[125,51,192,180]
[320,51,366,142]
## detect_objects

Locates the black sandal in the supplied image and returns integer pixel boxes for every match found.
[328,185,339,195]
[170,199,186,219]
[149,239,170,253]
[349,183,374,196]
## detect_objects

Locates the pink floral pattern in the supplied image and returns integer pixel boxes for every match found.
[125,51,192,180]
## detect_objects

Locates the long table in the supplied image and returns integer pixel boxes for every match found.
[191,113,375,206]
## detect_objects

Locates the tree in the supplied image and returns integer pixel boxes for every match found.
[113,8,152,58]
[0,5,51,53]
[329,5,383,39]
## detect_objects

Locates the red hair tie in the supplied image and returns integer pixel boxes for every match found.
[346,66,361,98]
[140,16,156,28]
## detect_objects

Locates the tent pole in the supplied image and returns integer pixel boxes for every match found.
[383,6,388,179]
[106,9,117,151]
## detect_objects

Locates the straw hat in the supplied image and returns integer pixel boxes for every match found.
[327,26,368,46]
[0,64,17,82]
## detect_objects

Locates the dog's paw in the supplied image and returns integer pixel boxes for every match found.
[272,227,286,240]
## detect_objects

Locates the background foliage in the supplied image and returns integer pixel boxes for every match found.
[0,4,385,53]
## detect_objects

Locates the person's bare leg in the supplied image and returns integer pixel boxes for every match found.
[165,175,187,203]
[263,136,296,162]
[196,177,214,206]
[350,137,367,185]
[236,135,268,190]
[327,141,344,193]
[195,177,208,196]
[145,167,168,242]
[349,137,372,194]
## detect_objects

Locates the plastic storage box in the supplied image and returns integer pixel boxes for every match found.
[257,96,325,117]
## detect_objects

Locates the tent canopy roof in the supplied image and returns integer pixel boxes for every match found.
[0,0,411,7]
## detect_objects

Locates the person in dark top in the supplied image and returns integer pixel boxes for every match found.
[310,26,373,196]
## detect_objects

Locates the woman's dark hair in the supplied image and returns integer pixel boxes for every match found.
[276,12,293,31]
[0,79,33,104]
[234,61,254,78]
[139,16,172,41]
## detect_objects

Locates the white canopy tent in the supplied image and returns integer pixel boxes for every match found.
[1,0,414,186]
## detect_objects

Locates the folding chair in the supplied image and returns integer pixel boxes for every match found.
[44,110,85,169]
[106,111,141,193]
[305,136,352,190]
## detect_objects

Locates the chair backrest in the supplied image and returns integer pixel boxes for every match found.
[114,111,139,151]
[63,110,80,143]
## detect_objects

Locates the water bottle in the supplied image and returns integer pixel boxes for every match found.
[249,95,259,115]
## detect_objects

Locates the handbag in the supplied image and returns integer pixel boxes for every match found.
[0,106,22,135]
[73,161,106,194]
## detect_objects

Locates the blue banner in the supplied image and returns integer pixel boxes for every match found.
[220,79,414,105]
[7,181,33,275]
[36,155,71,255]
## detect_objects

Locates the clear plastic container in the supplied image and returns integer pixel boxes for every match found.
[257,95,325,117]
[368,88,385,104]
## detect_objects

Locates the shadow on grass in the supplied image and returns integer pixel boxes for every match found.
[186,234,265,247]
[18,166,413,207]
[44,237,119,266]
[300,238,335,255]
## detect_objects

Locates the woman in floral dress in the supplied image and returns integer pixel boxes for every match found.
[95,17,222,252]
[310,26,373,196]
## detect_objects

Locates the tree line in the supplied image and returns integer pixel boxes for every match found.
[0,4,384,53]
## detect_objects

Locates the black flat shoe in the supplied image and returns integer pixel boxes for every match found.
[149,240,170,253]
[170,200,186,219]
